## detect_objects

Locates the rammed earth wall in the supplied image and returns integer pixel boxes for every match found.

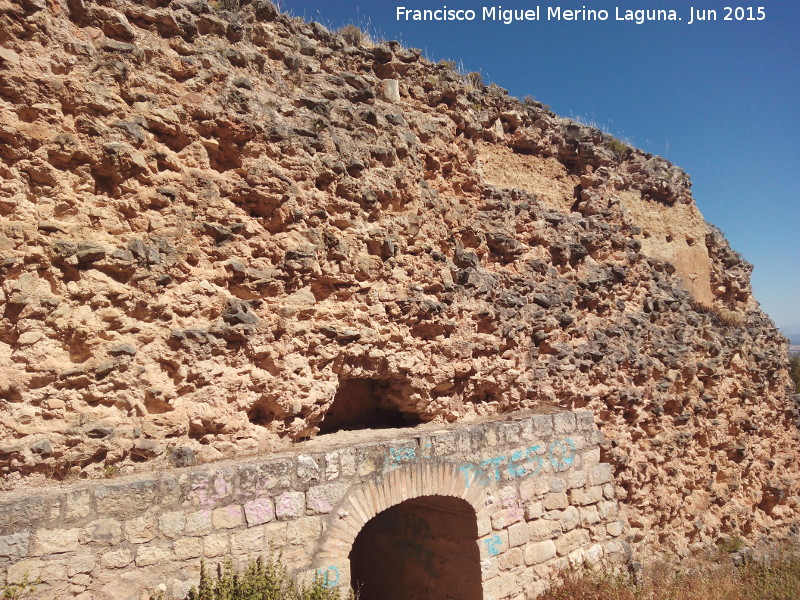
[0,411,628,600]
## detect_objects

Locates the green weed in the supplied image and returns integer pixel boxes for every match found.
[152,557,355,600]
[1,575,40,600]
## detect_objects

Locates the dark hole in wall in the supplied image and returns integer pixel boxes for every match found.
[247,400,276,427]
[318,378,421,435]
[349,495,483,600]
[91,171,116,196]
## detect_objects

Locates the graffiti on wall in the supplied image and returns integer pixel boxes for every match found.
[314,565,341,589]
[190,473,232,508]
[384,439,576,489]
[484,535,503,557]
[460,439,576,489]
[497,485,525,524]
[384,443,433,472]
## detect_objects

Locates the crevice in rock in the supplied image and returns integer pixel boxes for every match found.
[319,378,420,435]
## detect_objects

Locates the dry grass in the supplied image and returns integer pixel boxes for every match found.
[464,71,484,91]
[338,24,379,48]
[211,0,241,11]
[715,308,746,326]
[687,298,746,328]
[539,552,800,600]
[607,136,631,158]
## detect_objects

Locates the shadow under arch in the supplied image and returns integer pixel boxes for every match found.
[350,494,482,600]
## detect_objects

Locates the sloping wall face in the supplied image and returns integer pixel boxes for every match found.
[0,412,626,600]
[478,146,715,306]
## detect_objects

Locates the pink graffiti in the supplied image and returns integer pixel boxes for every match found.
[499,487,524,523]
[244,497,275,526]
[192,475,232,508]
[312,496,333,513]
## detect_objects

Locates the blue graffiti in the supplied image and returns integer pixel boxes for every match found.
[385,443,431,472]
[548,439,577,470]
[458,463,482,489]
[507,449,527,478]
[383,438,576,488]
[315,565,340,588]
[460,440,574,488]
[484,535,503,557]
[480,456,506,483]
[391,447,416,462]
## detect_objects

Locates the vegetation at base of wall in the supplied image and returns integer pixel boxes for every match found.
[1,575,40,600]
[152,557,355,600]
[717,536,745,553]
[539,551,800,600]
[789,355,800,392]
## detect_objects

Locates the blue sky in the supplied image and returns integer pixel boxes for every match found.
[281,1,799,328]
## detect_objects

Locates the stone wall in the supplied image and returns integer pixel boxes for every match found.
[1,0,796,559]
[0,411,627,600]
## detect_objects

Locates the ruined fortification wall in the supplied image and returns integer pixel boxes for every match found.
[0,412,625,600]
[0,0,796,558]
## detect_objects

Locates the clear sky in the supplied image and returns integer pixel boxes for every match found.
[281,0,799,328]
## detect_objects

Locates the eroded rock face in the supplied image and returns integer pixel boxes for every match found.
[0,0,796,554]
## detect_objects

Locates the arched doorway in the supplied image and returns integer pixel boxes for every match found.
[349,495,483,600]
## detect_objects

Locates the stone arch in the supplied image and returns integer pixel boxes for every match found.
[350,495,482,600]
[313,463,490,591]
